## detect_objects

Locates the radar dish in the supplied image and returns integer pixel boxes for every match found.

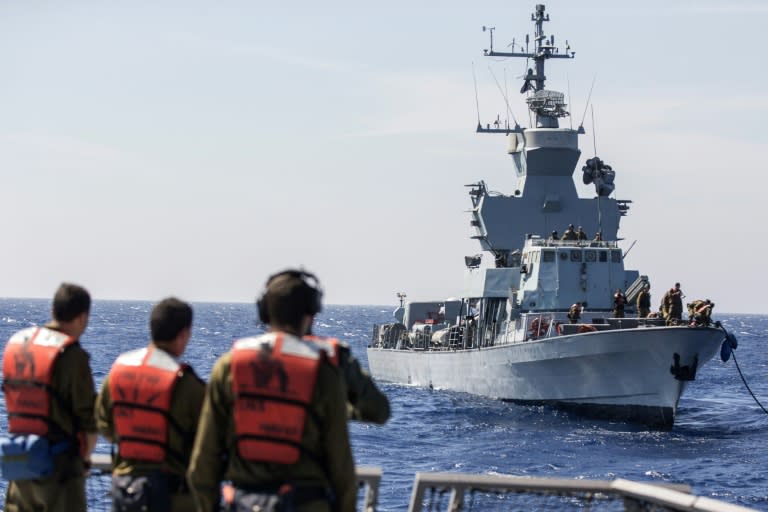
[526,90,569,118]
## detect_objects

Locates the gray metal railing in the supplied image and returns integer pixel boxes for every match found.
[406,472,756,512]
[90,457,757,511]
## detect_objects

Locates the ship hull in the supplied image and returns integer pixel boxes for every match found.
[367,326,725,428]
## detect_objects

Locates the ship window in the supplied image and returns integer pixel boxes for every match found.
[585,250,596,262]
[542,250,555,262]
[599,251,608,262]
[570,250,582,262]
[611,250,622,263]
[559,251,568,261]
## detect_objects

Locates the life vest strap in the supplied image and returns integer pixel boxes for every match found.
[116,436,188,466]
[111,399,193,446]
[2,378,52,390]
[234,392,312,409]
[112,401,170,415]
[7,411,57,426]
[234,435,324,468]
[234,392,323,428]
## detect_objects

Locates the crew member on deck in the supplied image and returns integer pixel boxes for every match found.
[561,224,577,240]
[3,283,97,512]
[613,289,626,318]
[96,298,204,512]
[688,299,714,326]
[663,283,684,325]
[187,269,356,512]
[567,302,583,324]
[576,226,588,241]
[637,285,651,318]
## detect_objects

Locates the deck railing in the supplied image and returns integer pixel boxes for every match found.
[406,472,756,512]
[88,457,756,511]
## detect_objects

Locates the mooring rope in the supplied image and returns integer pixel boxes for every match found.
[730,350,768,415]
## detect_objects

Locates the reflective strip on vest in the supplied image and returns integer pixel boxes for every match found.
[109,347,181,463]
[2,327,75,435]
[231,333,321,464]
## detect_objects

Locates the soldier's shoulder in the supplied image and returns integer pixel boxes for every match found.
[181,364,206,386]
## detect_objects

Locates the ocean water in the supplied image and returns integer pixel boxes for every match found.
[0,299,766,511]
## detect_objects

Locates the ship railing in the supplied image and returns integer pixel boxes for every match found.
[406,471,757,512]
[526,313,558,340]
[529,238,618,249]
[86,457,758,511]
[88,454,382,512]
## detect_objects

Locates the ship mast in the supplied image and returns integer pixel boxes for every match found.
[479,4,575,132]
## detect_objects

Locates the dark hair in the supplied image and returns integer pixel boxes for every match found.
[257,270,322,329]
[150,297,193,342]
[52,283,91,322]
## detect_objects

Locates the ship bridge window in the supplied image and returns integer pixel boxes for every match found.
[599,251,608,263]
[570,250,582,262]
[585,250,596,262]
[611,249,622,263]
[559,252,568,261]
[542,250,555,262]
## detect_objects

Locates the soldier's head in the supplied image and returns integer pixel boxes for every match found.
[257,269,323,335]
[151,297,193,355]
[674,282,681,290]
[51,283,91,337]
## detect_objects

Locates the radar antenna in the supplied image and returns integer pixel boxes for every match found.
[479,3,575,132]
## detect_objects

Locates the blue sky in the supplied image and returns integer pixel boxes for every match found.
[1,1,766,314]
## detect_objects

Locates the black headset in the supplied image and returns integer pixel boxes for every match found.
[257,269,323,324]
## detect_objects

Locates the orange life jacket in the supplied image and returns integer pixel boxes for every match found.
[303,335,341,367]
[2,327,77,437]
[231,333,322,464]
[109,347,182,463]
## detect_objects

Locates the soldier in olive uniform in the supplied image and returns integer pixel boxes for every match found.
[612,289,626,318]
[3,283,98,512]
[664,283,684,325]
[636,285,651,318]
[688,299,714,326]
[567,302,583,324]
[561,224,578,240]
[188,269,356,512]
[326,339,390,424]
[96,297,205,511]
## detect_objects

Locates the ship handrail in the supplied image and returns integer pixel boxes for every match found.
[89,455,756,511]
[407,471,757,511]
[528,238,618,249]
[90,454,382,512]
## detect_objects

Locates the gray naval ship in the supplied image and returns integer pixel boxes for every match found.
[367,4,738,429]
